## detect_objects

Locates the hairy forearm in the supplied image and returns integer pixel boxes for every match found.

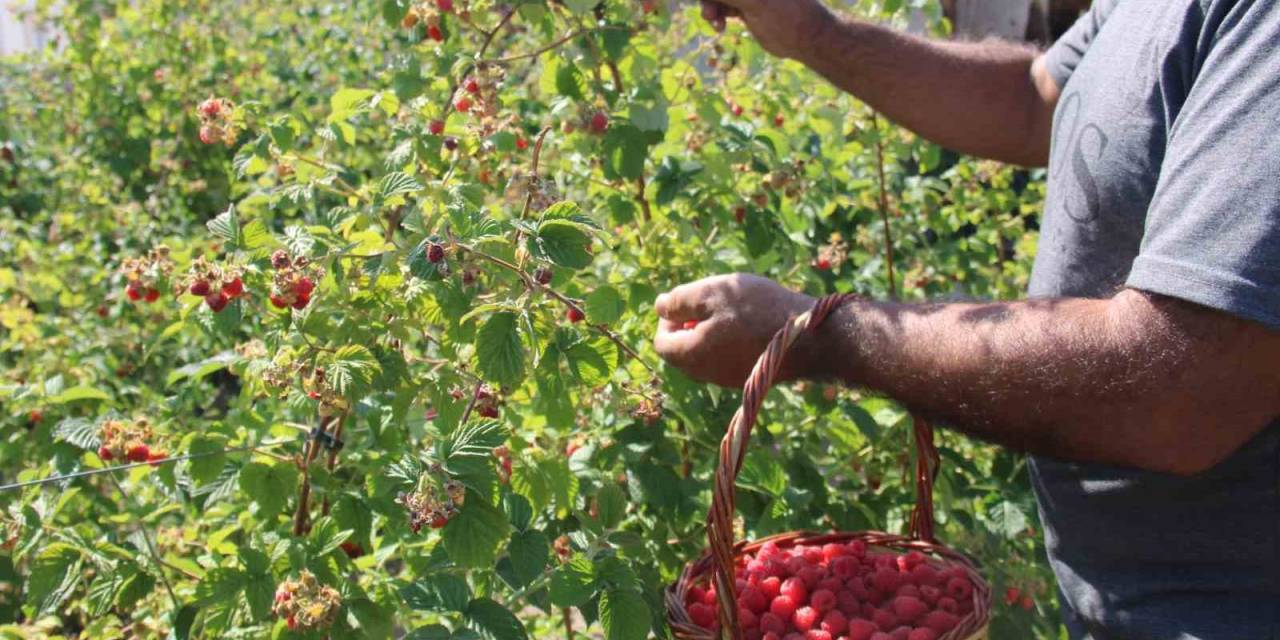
[796,10,1052,166]
[801,290,1275,474]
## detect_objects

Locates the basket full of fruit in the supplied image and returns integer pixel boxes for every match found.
[666,295,991,640]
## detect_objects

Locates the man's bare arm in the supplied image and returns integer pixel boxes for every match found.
[701,0,1060,166]
[655,275,1280,475]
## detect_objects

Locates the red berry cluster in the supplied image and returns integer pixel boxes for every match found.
[397,467,465,533]
[120,246,174,304]
[453,66,504,121]
[96,418,166,465]
[471,385,501,419]
[403,0,462,42]
[683,542,976,640]
[272,571,341,632]
[180,257,245,313]
[268,249,322,310]
[815,233,849,273]
[196,96,237,146]
[1002,586,1034,611]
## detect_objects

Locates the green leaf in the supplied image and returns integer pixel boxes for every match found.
[600,589,650,640]
[506,530,549,587]
[309,516,353,556]
[187,435,227,485]
[325,345,381,397]
[532,220,592,270]
[442,496,510,568]
[584,286,623,325]
[548,555,594,608]
[191,567,245,606]
[206,206,242,250]
[378,171,422,200]
[595,483,626,529]
[475,312,525,387]
[601,124,650,180]
[27,544,81,615]
[53,418,98,450]
[464,598,528,640]
[986,500,1029,540]
[400,574,471,612]
[47,385,110,404]
[167,351,238,387]
[238,461,298,516]
[565,338,617,387]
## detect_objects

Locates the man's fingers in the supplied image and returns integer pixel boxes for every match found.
[699,1,742,31]
[655,283,713,322]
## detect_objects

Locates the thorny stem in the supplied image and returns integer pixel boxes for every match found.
[107,472,179,610]
[564,607,574,640]
[871,113,898,299]
[458,379,486,425]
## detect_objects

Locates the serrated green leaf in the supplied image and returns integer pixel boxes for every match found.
[475,312,525,387]
[238,461,297,516]
[464,598,528,640]
[378,171,422,200]
[442,495,510,569]
[400,574,471,612]
[53,418,98,450]
[507,530,548,587]
[548,555,594,607]
[187,435,227,485]
[600,589,650,640]
[532,220,592,270]
[47,385,110,404]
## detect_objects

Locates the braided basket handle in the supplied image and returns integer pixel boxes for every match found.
[705,294,942,638]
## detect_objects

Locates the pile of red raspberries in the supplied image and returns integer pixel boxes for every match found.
[682,540,977,640]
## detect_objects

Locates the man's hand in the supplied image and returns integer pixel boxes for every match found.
[653,274,815,388]
[698,0,833,60]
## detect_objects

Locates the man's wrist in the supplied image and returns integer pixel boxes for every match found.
[784,3,843,64]
[785,302,860,383]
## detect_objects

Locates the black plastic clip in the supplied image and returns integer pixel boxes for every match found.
[308,425,345,451]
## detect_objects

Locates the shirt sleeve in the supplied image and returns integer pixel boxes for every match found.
[1125,1,1280,330]
[1042,0,1122,89]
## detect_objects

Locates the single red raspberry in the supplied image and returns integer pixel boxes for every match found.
[892,596,927,624]
[734,206,747,223]
[831,556,859,579]
[760,576,782,600]
[270,294,289,309]
[436,0,453,12]
[147,450,166,467]
[271,249,291,270]
[189,280,211,296]
[809,589,836,613]
[427,243,446,263]
[872,608,898,632]
[198,98,221,118]
[98,446,113,461]
[918,585,940,606]
[427,25,443,41]
[820,609,847,635]
[836,589,860,615]
[515,137,528,150]
[759,613,787,635]
[816,578,842,593]
[478,405,499,419]
[847,540,867,558]
[567,308,585,323]
[780,577,807,605]
[126,444,151,463]
[96,305,108,318]
[870,568,900,594]
[775,114,785,127]
[897,552,927,573]
[946,577,973,601]
[443,136,459,151]
[702,586,717,607]
[910,564,940,587]
[907,629,938,640]
[769,595,797,622]
[199,125,218,144]
[936,597,959,614]
[1020,595,1034,610]
[205,292,229,312]
[534,267,553,285]
[455,97,472,113]
[143,287,160,303]
[221,277,243,298]
[429,119,445,135]
[292,291,311,310]
[792,605,819,632]
[741,587,768,613]
[815,258,832,271]
[688,603,715,628]
[430,513,449,529]
[847,619,878,640]
[739,608,758,630]
[590,111,609,134]
[286,615,297,630]
[897,585,920,599]
[294,277,315,296]
[891,627,912,640]
[920,610,957,634]
[340,541,364,558]
[798,566,825,589]
[464,78,480,94]
[687,586,707,606]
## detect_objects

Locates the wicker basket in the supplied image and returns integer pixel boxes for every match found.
[665,294,991,640]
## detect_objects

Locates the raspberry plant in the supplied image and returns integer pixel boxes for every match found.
[0,0,1057,638]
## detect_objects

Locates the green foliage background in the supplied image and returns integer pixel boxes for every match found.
[0,0,1058,637]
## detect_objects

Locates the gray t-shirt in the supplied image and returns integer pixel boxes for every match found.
[1031,0,1280,638]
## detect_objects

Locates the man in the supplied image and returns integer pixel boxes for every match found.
[654,1,1280,637]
